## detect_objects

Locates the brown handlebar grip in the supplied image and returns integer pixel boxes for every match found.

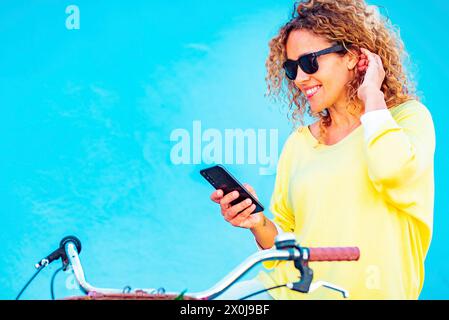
[308,247,360,262]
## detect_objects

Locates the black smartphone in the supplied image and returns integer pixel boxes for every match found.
[200,165,264,214]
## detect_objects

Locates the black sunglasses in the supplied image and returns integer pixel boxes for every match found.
[283,44,346,80]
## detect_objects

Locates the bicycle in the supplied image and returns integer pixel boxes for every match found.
[16,233,360,300]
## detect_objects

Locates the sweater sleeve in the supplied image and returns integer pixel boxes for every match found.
[361,100,436,233]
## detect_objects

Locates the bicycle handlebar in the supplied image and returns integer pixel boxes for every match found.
[63,233,360,300]
[64,241,299,299]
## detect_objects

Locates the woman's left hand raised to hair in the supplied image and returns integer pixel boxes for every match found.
[357,48,388,113]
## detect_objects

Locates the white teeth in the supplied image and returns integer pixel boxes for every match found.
[305,86,321,96]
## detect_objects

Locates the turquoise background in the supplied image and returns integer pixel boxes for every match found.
[0,0,448,299]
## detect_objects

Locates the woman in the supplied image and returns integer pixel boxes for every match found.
[211,0,435,300]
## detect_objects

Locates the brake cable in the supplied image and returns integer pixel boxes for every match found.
[50,266,65,300]
[238,284,287,300]
[15,264,47,300]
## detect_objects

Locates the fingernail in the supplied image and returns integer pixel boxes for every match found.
[246,199,252,204]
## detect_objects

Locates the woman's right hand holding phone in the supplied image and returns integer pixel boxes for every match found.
[210,183,264,229]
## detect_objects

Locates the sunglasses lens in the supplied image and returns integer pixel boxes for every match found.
[283,61,298,80]
[284,54,319,80]
[299,55,318,74]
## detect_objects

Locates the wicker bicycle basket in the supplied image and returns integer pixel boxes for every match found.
[64,291,200,300]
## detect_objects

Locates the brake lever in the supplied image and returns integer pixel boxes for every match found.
[274,233,350,299]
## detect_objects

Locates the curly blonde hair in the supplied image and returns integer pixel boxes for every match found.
[266,0,418,144]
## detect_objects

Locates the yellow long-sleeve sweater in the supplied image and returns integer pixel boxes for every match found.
[257,99,436,299]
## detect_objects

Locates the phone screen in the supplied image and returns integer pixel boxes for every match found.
[200,165,264,214]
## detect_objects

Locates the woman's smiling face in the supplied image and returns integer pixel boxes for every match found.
[285,29,358,114]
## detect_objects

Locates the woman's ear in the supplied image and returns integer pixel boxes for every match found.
[346,49,360,70]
